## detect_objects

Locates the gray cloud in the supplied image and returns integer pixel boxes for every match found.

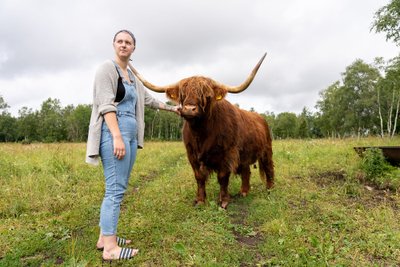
[0,0,398,116]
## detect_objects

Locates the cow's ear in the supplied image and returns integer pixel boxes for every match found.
[213,86,227,101]
[166,87,180,102]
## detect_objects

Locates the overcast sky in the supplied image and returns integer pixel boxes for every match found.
[0,0,398,116]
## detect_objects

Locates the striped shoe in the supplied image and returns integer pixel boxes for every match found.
[116,237,129,246]
[102,247,138,264]
[97,236,131,251]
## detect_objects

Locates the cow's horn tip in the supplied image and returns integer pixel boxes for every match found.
[262,52,267,59]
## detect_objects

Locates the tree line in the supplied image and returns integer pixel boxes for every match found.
[0,57,399,142]
[0,97,184,143]
[0,52,398,144]
[263,56,400,139]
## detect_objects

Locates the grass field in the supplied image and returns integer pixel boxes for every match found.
[0,138,399,266]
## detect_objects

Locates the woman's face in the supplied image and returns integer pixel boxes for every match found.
[113,32,135,60]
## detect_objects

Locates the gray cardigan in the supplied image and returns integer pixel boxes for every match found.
[86,60,165,165]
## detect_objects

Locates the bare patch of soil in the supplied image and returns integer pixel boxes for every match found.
[290,169,399,214]
[235,232,263,247]
[310,170,346,187]
[308,170,399,211]
[359,187,399,211]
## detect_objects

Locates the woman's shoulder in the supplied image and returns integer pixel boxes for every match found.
[94,60,118,82]
[96,60,116,75]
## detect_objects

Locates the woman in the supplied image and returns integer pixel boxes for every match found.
[86,29,178,261]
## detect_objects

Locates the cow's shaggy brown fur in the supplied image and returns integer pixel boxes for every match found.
[166,77,274,208]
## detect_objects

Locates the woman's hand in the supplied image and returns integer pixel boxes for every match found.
[103,112,125,160]
[171,105,181,115]
[113,135,125,160]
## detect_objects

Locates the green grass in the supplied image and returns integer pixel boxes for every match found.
[0,138,399,266]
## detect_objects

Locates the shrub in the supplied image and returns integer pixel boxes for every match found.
[360,148,400,190]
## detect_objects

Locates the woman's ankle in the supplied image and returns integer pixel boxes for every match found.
[102,235,118,250]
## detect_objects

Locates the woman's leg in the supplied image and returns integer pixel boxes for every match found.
[96,140,137,248]
[98,132,138,258]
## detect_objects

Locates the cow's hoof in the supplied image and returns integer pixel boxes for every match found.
[239,191,248,197]
[194,200,205,206]
[220,201,229,209]
[266,181,274,189]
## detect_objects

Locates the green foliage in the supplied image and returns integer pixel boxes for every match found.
[376,55,400,138]
[316,59,381,137]
[274,112,298,138]
[0,113,17,142]
[0,95,9,112]
[38,98,67,142]
[64,104,92,142]
[372,0,400,46]
[144,102,183,141]
[0,95,17,142]
[360,148,390,179]
[18,107,39,142]
[296,107,315,139]
[316,81,344,137]
[0,97,184,143]
[360,148,400,190]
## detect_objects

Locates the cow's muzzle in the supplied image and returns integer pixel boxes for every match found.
[180,105,199,118]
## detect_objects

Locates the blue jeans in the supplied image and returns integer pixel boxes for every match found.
[99,112,137,236]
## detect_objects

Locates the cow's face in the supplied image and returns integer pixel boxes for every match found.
[166,77,227,119]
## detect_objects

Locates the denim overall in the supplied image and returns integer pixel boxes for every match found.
[99,63,138,236]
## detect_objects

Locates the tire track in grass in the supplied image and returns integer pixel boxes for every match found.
[228,194,265,267]
[131,144,187,191]
[120,143,187,214]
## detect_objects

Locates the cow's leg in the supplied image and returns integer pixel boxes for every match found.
[217,171,230,209]
[195,178,206,205]
[239,165,251,197]
[194,162,208,205]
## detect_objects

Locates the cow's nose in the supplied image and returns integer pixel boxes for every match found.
[184,105,197,112]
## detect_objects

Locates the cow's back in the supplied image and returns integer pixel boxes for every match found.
[236,109,272,166]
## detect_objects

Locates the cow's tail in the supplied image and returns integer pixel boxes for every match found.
[258,155,274,189]
[258,123,274,189]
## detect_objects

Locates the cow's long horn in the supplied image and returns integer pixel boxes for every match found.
[128,62,177,93]
[216,53,267,94]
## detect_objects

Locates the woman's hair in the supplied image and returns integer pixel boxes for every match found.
[113,30,136,45]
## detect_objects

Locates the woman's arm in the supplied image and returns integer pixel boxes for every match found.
[94,62,118,115]
[103,112,125,160]
[158,102,181,115]
[143,89,180,114]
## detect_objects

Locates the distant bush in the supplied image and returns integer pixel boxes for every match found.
[360,148,400,190]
